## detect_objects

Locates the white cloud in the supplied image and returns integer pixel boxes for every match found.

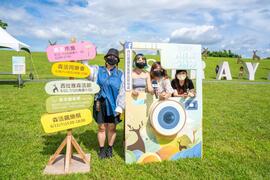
[169,25,223,45]
[1,0,269,56]
[51,0,67,4]
[0,7,29,21]
[30,27,70,39]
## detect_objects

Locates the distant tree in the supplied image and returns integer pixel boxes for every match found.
[208,49,240,58]
[0,20,8,29]
[228,50,233,57]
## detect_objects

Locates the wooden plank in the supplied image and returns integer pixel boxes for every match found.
[71,136,89,164]
[64,130,72,173]
[48,137,67,165]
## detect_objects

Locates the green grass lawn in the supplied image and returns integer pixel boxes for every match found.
[0,82,269,179]
[0,50,269,81]
[0,50,270,179]
[204,57,270,81]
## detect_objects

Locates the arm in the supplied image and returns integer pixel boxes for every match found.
[146,72,154,93]
[173,89,180,97]
[173,91,188,98]
[171,80,178,97]
[115,74,125,115]
[82,60,99,82]
[165,79,174,94]
[187,79,196,97]
[160,91,172,100]
[82,60,99,102]
[159,79,173,100]
[131,71,139,97]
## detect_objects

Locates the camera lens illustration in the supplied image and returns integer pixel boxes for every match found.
[150,100,186,136]
[158,107,179,129]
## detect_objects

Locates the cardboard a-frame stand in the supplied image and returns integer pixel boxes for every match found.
[124,42,203,164]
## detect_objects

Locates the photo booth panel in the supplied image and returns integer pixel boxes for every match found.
[124,42,203,164]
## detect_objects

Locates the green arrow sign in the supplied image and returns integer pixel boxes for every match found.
[46,95,94,113]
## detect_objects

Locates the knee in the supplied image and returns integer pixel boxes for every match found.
[108,124,116,133]
[98,125,106,133]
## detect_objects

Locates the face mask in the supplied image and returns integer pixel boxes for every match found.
[153,70,163,78]
[106,57,118,65]
[177,74,186,81]
[135,62,146,69]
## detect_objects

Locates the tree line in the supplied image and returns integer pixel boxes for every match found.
[207,49,241,58]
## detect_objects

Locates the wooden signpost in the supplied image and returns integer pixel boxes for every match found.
[42,38,97,175]
[45,80,100,95]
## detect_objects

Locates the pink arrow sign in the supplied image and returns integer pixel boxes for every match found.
[46,41,96,62]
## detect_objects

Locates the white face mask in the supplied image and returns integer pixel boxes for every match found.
[177,74,186,81]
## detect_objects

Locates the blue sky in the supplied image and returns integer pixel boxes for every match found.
[0,0,270,57]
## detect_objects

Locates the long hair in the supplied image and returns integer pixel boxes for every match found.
[133,53,147,69]
[150,62,169,79]
[173,70,190,93]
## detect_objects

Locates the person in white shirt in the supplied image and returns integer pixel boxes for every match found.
[150,62,174,100]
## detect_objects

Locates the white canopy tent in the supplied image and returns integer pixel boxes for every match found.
[0,27,38,86]
[0,27,30,53]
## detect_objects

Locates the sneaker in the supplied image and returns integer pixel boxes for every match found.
[106,146,113,158]
[98,147,106,159]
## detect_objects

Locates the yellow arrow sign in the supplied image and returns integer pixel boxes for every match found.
[51,62,90,78]
[41,109,92,133]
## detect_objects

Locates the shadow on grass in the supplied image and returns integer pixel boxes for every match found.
[41,133,67,155]
[76,130,98,152]
[113,128,125,160]
[77,129,125,160]
[0,80,24,87]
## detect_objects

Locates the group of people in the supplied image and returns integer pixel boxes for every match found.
[215,64,245,79]
[135,54,196,99]
[85,48,196,159]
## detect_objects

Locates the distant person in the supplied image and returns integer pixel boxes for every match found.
[150,62,174,100]
[238,66,244,79]
[215,65,219,75]
[171,70,196,98]
[132,54,153,97]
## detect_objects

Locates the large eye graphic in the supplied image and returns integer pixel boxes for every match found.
[150,100,186,136]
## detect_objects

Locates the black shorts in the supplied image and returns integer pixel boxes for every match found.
[93,98,121,125]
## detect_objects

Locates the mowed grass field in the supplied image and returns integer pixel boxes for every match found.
[0,50,270,80]
[0,50,270,179]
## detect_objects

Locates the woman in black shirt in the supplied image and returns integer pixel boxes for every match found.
[171,70,196,98]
